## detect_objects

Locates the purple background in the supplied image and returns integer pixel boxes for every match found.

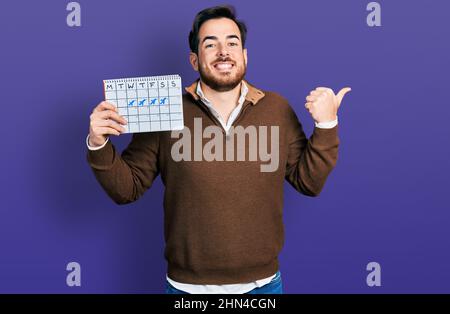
[0,0,449,293]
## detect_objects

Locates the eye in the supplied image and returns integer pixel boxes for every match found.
[205,43,214,48]
[228,42,238,46]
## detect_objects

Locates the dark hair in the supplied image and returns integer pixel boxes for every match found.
[189,5,247,54]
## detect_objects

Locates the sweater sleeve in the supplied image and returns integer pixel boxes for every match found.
[284,105,339,196]
[86,132,160,204]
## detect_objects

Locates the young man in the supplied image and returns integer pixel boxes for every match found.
[86,6,350,294]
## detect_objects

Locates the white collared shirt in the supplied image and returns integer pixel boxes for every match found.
[195,80,248,135]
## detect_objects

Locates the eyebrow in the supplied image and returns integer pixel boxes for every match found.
[201,35,240,44]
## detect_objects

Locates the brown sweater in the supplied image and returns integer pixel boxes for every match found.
[87,79,339,284]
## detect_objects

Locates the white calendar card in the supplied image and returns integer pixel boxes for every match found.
[103,74,184,133]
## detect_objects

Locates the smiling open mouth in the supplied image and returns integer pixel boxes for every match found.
[213,62,234,71]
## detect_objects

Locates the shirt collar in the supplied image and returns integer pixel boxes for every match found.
[185,79,265,105]
[195,80,248,107]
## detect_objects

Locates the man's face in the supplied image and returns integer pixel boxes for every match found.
[190,17,247,92]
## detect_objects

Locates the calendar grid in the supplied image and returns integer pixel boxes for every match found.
[103,75,184,133]
[136,81,140,132]
[168,79,171,130]
[146,78,151,132]
[157,79,161,132]
[125,81,130,132]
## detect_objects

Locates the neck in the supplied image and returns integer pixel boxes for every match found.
[200,80,242,108]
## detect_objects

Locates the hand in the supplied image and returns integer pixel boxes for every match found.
[305,87,351,123]
[89,101,127,147]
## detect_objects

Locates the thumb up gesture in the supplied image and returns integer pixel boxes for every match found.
[305,87,351,123]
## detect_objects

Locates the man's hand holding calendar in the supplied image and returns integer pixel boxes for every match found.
[305,87,351,124]
[88,101,127,147]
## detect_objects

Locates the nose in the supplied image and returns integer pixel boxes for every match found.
[217,43,229,57]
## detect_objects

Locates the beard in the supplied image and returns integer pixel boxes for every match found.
[198,57,246,92]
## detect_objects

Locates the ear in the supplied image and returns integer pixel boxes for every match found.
[243,48,248,67]
[189,52,199,71]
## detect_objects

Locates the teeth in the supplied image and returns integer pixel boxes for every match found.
[215,63,232,70]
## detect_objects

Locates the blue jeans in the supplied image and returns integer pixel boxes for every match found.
[165,271,283,294]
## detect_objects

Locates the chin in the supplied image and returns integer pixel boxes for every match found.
[199,66,246,92]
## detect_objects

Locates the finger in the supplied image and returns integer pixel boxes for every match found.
[91,110,125,124]
[336,87,352,106]
[94,127,122,136]
[96,110,127,125]
[310,90,323,96]
[93,101,118,113]
[92,119,127,133]
[306,95,318,102]
[315,87,333,93]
